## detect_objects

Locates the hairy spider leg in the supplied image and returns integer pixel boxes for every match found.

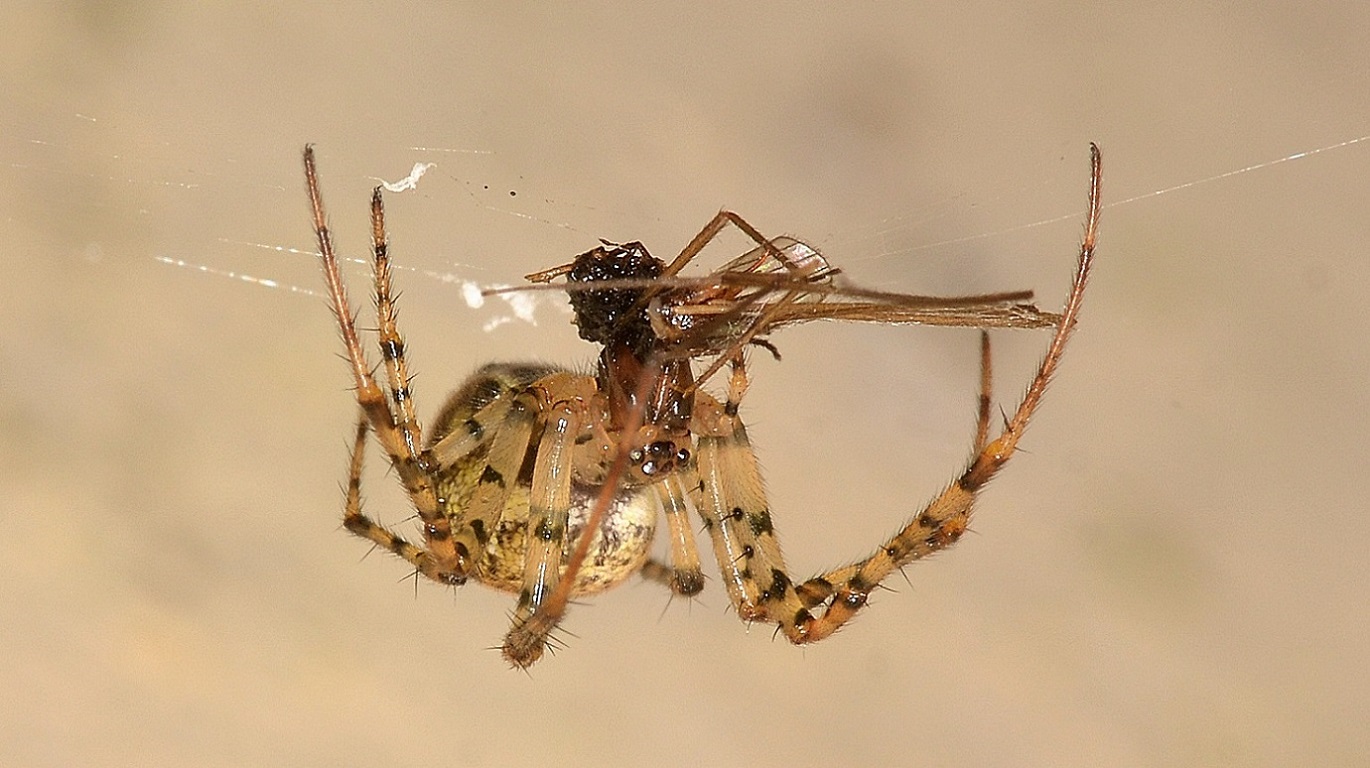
[305,146,470,584]
[428,374,544,593]
[641,472,707,596]
[369,188,426,465]
[338,379,530,583]
[692,145,1101,643]
[686,332,992,634]
[340,415,438,568]
[428,365,663,668]
[499,375,590,667]
[502,354,663,667]
[689,358,812,625]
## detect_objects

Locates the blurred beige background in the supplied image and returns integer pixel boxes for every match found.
[4,3,1368,766]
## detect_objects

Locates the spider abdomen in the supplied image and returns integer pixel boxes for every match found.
[428,364,659,597]
[474,482,657,595]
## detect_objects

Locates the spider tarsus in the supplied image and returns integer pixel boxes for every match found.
[502,613,559,669]
[670,569,706,597]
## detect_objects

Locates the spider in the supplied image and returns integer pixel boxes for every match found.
[303,144,1101,669]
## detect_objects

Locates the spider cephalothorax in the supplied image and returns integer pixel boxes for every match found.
[304,144,1101,668]
[563,240,703,477]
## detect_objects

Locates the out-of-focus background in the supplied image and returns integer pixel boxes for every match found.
[4,4,1367,766]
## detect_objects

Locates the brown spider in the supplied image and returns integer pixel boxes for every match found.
[303,144,1101,669]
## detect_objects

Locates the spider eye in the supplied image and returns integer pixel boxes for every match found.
[630,440,684,477]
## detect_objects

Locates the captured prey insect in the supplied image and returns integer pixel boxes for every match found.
[303,144,1102,669]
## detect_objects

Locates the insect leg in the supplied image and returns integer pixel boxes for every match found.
[663,210,800,278]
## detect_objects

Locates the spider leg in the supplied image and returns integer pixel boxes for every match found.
[424,372,548,585]
[785,327,1001,633]
[304,146,466,584]
[691,145,1101,644]
[369,187,425,463]
[340,413,456,572]
[429,394,512,467]
[504,362,657,667]
[502,383,585,668]
[642,472,706,596]
[339,370,546,594]
[790,144,1102,643]
[692,359,814,628]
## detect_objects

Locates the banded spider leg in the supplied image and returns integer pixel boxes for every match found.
[305,146,472,586]
[680,144,1102,642]
[308,148,625,667]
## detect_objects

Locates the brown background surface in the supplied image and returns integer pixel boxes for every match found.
[4,4,1368,766]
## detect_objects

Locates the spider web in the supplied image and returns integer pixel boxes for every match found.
[16,123,1352,316]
